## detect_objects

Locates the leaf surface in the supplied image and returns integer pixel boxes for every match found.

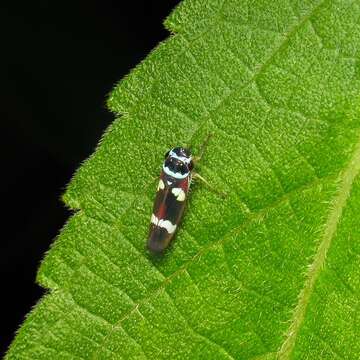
[7,0,360,359]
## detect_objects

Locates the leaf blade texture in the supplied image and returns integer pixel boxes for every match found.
[7,0,360,359]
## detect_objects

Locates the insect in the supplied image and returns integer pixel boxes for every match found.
[147,136,222,253]
[147,146,194,253]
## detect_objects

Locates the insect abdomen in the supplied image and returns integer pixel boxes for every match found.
[147,174,189,253]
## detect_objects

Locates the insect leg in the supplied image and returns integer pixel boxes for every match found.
[192,172,227,198]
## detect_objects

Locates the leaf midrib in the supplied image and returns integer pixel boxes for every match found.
[277,135,360,359]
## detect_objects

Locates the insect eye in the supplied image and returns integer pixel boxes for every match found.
[164,150,170,159]
[179,163,189,174]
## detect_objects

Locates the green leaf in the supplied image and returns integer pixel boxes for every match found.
[7,0,360,359]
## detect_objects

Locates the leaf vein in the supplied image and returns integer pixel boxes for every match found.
[277,133,360,358]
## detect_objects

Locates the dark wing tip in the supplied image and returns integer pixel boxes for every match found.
[147,240,166,254]
[147,225,173,254]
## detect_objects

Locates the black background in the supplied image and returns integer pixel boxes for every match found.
[1,0,179,355]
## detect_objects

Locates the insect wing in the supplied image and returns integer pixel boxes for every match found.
[148,173,189,252]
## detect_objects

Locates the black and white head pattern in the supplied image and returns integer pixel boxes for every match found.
[163,147,193,179]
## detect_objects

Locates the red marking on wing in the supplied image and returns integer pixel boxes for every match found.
[157,203,166,219]
[179,177,190,192]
